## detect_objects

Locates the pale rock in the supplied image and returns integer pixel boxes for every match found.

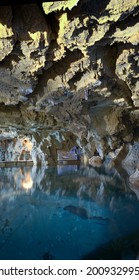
[89,156,103,167]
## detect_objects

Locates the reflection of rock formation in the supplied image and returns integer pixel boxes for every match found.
[129,168,139,200]
[129,184,139,200]
[0,164,137,221]
[129,168,139,187]
[121,142,139,199]
[96,182,104,203]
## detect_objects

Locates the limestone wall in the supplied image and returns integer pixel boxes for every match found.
[0,0,139,165]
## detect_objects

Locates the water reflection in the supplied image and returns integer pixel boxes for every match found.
[21,170,33,190]
[0,164,139,260]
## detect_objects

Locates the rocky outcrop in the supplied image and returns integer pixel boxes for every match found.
[0,0,139,165]
[122,142,139,174]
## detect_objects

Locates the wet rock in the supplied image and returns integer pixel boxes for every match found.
[122,142,139,175]
[64,205,90,220]
[64,205,111,223]
[89,156,103,167]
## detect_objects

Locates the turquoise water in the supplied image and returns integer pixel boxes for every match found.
[0,164,139,260]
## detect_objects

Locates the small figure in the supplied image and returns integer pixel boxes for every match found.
[70,146,81,160]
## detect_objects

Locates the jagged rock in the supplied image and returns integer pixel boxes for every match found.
[97,0,139,24]
[42,0,80,14]
[0,128,78,165]
[0,6,13,39]
[0,4,53,105]
[105,145,126,164]
[0,6,14,61]
[116,47,139,107]
[0,0,139,164]
[89,156,103,167]
[122,142,139,175]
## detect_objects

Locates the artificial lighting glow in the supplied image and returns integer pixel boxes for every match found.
[22,171,33,190]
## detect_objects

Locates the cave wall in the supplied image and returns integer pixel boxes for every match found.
[0,0,139,164]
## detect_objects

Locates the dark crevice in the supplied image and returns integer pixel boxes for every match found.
[0,0,65,5]
[0,6,12,28]
[44,48,82,78]
[88,21,117,50]
[0,40,23,70]
[79,0,110,18]
[117,11,139,30]
[117,43,138,56]
[121,110,133,132]
[133,127,139,140]
[87,8,139,51]
[68,70,86,90]
[45,12,59,39]
[67,0,110,23]
[37,3,59,40]
[118,4,139,21]
[89,43,135,107]
[28,49,83,103]
[12,40,24,57]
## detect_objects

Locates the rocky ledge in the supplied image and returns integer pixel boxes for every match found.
[0,0,139,177]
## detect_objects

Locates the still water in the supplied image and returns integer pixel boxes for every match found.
[0,164,139,260]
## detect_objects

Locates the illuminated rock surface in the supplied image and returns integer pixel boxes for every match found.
[0,0,139,167]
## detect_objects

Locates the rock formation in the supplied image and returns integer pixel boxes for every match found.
[0,0,139,166]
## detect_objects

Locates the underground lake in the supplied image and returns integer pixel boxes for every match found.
[0,164,139,260]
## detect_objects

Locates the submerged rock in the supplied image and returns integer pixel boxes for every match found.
[64,205,90,220]
[64,205,111,223]
[42,251,54,260]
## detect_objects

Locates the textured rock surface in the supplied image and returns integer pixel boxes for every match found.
[0,0,139,165]
[122,142,139,175]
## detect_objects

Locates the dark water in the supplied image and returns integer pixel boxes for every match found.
[0,164,139,260]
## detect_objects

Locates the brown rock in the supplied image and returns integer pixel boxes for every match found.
[0,0,139,164]
[89,156,103,167]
